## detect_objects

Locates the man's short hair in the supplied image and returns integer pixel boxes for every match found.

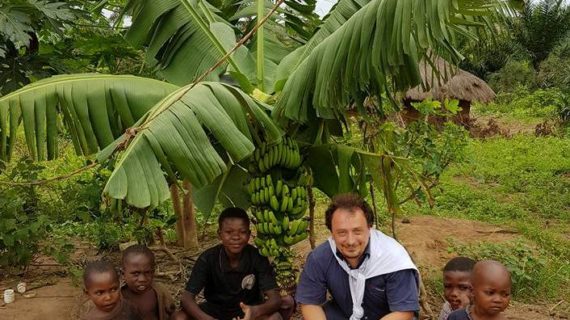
[443,256,477,272]
[218,207,250,229]
[83,260,118,288]
[325,193,374,230]
[121,244,155,266]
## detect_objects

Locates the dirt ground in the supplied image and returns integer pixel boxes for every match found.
[1,216,568,319]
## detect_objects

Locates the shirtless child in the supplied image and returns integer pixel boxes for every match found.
[121,245,176,320]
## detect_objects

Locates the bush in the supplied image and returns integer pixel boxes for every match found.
[488,60,536,93]
[0,158,52,268]
[537,43,570,92]
[482,87,567,120]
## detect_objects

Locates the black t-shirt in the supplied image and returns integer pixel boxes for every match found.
[185,244,278,315]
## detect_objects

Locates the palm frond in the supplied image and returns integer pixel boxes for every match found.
[274,0,511,123]
[0,74,178,161]
[99,82,282,208]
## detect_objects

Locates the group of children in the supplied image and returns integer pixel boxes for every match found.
[81,208,293,320]
[80,244,176,320]
[440,257,512,320]
[81,206,512,320]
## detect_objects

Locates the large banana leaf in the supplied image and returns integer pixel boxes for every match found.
[99,82,282,208]
[124,0,239,85]
[274,0,372,90]
[0,74,178,161]
[274,0,510,123]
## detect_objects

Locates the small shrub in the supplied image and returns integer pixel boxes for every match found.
[0,159,51,268]
[488,60,536,93]
[481,87,567,121]
[0,188,50,268]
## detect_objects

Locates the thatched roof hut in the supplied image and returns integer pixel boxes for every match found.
[402,57,496,126]
[405,57,496,103]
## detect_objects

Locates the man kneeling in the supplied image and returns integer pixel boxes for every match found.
[173,207,293,320]
[297,193,419,320]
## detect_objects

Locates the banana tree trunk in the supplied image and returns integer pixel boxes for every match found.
[182,180,199,249]
[170,184,186,247]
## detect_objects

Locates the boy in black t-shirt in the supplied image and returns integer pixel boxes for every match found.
[173,207,293,320]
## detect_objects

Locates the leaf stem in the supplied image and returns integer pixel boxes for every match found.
[256,0,265,91]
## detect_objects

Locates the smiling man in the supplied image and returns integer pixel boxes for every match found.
[296,193,419,320]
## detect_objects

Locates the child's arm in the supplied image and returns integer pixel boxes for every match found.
[179,291,217,320]
[238,288,281,319]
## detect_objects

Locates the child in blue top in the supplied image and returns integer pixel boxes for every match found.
[448,260,511,320]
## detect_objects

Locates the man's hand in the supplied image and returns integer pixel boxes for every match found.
[300,304,327,320]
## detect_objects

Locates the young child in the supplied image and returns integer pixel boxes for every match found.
[448,260,512,320]
[121,244,176,320]
[439,257,476,320]
[173,207,294,320]
[81,260,141,320]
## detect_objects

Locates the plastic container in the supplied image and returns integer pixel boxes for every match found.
[4,289,15,304]
[17,282,26,294]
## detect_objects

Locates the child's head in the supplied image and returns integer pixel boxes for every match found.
[83,260,120,313]
[443,256,476,310]
[471,260,511,316]
[217,207,251,256]
[121,244,155,295]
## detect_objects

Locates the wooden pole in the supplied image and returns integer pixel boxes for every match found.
[307,185,316,250]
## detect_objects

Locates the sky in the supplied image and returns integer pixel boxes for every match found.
[315,0,338,17]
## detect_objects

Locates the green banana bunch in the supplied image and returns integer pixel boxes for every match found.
[254,237,280,257]
[248,137,313,272]
[252,138,302,174]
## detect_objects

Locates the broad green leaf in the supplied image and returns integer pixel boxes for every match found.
[101,82,282,208]
[124,0,238,85]
[0,74,178,161]
[193,164,250,217]
[274,0,511,124]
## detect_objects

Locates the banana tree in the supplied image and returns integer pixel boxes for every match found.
[0,0,515,290]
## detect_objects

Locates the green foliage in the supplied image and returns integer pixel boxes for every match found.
[449,240,569,301]
[488,60,536,93]
[480,87,567,120]
[0,0,75,49]
[0,158,50,267]
[537,41,570,92]
[509,0,570,69]
[0,199,50,267]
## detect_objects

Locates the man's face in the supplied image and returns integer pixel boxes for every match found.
[443,271,472,310]
[122,254,154,295]
[85,271,120,313]
[330,208,370,268]
[218,217,251,256]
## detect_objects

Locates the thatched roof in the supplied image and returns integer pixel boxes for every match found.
[404,57,496,103]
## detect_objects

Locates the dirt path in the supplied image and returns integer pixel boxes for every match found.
[1,216,567,319]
